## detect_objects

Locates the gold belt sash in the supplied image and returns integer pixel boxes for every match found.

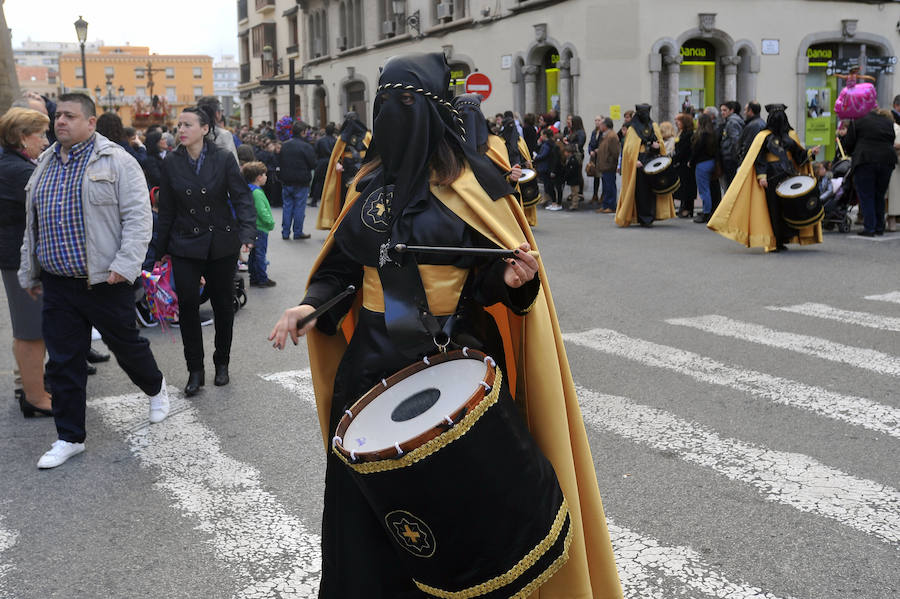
[362,265,467,316]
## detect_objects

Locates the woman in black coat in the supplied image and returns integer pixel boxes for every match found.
[673,113,698,217]
[0,107,52,416]
[155,107,257,395]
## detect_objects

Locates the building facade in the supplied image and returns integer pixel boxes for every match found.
[237,0,899,160]
[58,46,213,128]
[15,65,58,100]
[214,55,241,121]
[13,39,105,101]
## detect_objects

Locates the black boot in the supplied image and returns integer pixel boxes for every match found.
[214,364,229,387]
[185,370,205,396]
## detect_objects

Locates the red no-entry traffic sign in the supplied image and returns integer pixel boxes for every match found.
[465,72,492,102]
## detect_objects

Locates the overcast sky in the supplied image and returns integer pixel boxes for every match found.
[4,0,239,59]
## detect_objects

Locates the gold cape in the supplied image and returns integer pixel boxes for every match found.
[315,130,372,230]
[707,130,823,251]
[614,123,676,227]
[486,135,538,227]
[305,166,622,599]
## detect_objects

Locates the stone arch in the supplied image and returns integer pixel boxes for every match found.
[649,37,681,121]
[339,71,371,125]
[733,39,760,108]
[511,54,526,117]
[676,27,735,108]
[520,30,576,121]
[795,29,895,141]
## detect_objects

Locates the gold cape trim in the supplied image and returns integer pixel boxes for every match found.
[305,162,623,598]
[615,123,676,227]
[707,130,823,252]
[333,368,504,474]
[413,498,571,599]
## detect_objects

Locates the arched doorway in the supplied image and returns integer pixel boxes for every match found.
[540,46,560,114]
[245,102,253,127]
[344,81,366,125]
[679,39,716,113]
[448,62,471,97]
[268,97,278,124]
[314,85,328,128]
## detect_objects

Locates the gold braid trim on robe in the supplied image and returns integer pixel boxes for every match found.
[707,130,823,252]
[316,130,372,230]
[516,136,538,227]
[305,165,623,599]
[614,123,676,227]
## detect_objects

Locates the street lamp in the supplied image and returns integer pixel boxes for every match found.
[74,16,88,89]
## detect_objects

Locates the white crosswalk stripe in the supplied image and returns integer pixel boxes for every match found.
[563,328,900,438]
[667,315,900,376]
[607,519,798,599]
[260,369,801,599]
[865,291,900,305]
[575,385,900,545]
[767,302,900,332]
[0,514,18,599]
[89,391,321,599]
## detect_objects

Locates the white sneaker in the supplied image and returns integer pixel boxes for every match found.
[37,439,85,469]
[149,379,170,424]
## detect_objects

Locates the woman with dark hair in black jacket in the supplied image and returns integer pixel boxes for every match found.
[155,106,257,395]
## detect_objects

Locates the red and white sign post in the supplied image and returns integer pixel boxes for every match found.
[464,73,492,102]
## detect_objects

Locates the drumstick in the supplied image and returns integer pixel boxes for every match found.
[393,244,539,260]
[296,285,357,330]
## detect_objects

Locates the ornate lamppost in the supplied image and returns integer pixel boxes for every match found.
[74,16,88,89]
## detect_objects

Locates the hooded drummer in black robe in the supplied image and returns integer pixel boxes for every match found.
[708,104,823,252]
[269,52,623,599]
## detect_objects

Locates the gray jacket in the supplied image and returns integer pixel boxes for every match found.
[720,113,744,165]
[19,132,152,288]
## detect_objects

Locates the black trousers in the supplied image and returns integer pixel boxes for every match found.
[41,273,163,443]
[765,183,797,245]
[171,253,238,372]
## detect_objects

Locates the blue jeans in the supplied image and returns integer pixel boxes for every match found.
[281,185,309,238]
[600,171,617,210]
[249,230,269,283]
[854,162,893,233]
[695,159,716,214]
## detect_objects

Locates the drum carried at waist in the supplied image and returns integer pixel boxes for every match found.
[776,175,824,227]
[333,348,571,598]
[517,168,541,207]
[644,155,681,195]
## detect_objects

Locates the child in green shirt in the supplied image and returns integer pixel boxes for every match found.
[241,161,277,287]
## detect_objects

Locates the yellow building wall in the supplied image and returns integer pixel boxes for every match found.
[58,47,213,128]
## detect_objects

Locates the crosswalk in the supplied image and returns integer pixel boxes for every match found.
[7,289,897,599]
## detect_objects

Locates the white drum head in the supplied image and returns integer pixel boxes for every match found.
[345,359,488,453]
[519,168,537,183]
[644,156,671,175]
[776,175,816,198]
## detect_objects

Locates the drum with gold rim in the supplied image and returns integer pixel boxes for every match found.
[517,168,541,207]
[333,348,570,598]
[643,155,681,195]
[776,175,824,227]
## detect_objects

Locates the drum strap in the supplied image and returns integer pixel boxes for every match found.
[378,255,459,360]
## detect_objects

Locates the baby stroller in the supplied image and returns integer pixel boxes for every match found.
[822,174,856,233]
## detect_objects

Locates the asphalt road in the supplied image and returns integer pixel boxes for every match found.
[1,199,898,599]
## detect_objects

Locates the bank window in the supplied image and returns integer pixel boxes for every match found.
[678,40,716,111]
[193,67,203,79]
[166,67,175,79]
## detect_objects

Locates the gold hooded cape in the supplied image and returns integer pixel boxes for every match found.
[707,130,823,251]
[305,165,622,598]
[315,130,372,230]
[614,123,676,227]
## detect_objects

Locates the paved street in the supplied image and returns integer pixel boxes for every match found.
[1,201,898,599]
